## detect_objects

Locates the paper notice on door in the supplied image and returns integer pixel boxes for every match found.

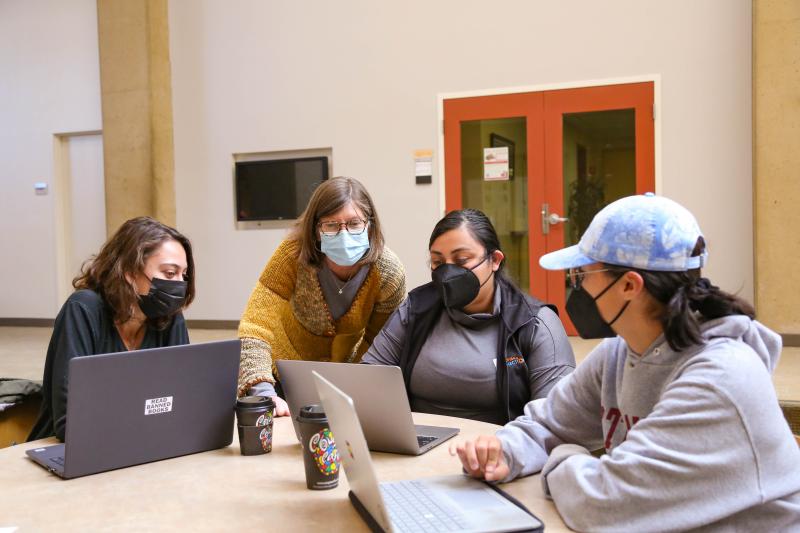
[483,147,509,181]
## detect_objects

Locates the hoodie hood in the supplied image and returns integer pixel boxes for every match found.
[701,315,782,373]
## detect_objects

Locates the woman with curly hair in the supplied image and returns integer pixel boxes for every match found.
[29,217,195,441]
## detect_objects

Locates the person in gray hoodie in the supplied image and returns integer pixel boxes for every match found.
[453,193,800,532]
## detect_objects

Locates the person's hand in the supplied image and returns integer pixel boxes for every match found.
[273,396,290,417]
[449,435,510,482]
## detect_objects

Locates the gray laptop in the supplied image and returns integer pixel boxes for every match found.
[313,372,544,533]
[26,339,240,479]
[276,360,459,455]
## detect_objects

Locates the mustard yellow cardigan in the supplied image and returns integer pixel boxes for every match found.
[237,239,406,396]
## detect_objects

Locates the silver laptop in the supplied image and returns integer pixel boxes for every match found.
[26,339,240,479]
[313,372,543,533]
[277,360,459,455]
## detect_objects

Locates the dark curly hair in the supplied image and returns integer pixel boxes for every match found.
[72,217,195,330]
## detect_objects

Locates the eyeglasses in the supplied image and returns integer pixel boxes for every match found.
[318,218,369,236]
[567,267,616,290]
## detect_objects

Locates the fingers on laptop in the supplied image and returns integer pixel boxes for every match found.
[451,436,506,481]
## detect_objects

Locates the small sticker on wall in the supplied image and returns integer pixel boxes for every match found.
[414,149,433,184]
[144,396,173,415]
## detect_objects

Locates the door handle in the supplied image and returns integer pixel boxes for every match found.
[541,204,569,235]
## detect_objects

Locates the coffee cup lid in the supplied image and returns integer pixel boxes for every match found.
[298,404,326,419]
[236,395,275,409]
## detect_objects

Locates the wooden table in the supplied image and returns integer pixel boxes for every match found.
[0,413,568,532]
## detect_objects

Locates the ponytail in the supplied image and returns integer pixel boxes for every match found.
[687,277,755,319]
[657,274,755,351]
[603,239,755,352]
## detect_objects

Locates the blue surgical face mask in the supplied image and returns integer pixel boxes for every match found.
[320,230,371,267]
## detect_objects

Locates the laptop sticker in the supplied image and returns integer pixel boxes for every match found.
[144,396,174,415]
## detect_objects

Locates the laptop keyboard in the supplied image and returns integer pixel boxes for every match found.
[381,480,468,533]
[49,455,65,466]
[416,435,438,448]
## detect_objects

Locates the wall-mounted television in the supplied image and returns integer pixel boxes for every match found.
[235,156,329,221]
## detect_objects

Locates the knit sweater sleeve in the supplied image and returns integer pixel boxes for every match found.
[362,247,406,349]
[237,239,299,397]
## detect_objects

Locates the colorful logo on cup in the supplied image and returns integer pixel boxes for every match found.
[308,427,340,476]
[259,426,272,452]
[255,413,271,427]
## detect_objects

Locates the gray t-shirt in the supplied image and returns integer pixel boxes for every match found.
[362,288,573,425]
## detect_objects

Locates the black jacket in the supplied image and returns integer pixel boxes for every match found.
[28,290,189,442]
[398,278,561,423]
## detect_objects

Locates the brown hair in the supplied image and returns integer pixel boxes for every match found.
[291,176,385,266]
[73,216,196,330]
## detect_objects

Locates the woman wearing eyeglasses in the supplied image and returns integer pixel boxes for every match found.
[453,194,800,531]
[237,177,406,416]
[362,208,575,424]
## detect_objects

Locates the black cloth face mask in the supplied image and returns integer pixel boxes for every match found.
[566,273,630,339]
[138,277,188,319]
[431,256,492,310]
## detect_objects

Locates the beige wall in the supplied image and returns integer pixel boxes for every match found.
[0,0,758,322]
[754,0,800,334]
[169,0,754,321]
[0,0,102,318]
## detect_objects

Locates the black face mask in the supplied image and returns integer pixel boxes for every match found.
[431,257,492,310]
[138,277,188,319]
[566,273,630,339]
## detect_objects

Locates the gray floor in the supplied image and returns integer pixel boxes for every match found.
[1,327,797,401]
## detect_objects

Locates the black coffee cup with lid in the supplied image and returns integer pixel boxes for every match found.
[296,404,340,490]
[236,396,275,427]
[236,396,275,456]
[237,424,273,455]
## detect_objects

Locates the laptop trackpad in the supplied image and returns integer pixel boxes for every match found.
[423,476,541,531]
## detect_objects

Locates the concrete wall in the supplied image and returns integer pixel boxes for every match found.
[754,0,800,334]
[168,0,754,321]
[0,0,102,318]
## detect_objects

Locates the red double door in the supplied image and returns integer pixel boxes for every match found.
[443,82,655,334]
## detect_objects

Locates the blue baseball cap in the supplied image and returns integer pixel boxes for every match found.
[539,193,707,272]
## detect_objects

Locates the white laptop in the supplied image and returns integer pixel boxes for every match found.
[312,371,544,533]
[277,360,459,455]
[26,340,240,479]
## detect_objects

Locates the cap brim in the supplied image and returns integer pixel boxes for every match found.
[539,245,596,270]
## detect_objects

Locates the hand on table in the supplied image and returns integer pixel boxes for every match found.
[449,435,510,482]
[273,396,290,417]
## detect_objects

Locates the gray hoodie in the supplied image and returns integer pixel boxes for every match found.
[496,316,800,532]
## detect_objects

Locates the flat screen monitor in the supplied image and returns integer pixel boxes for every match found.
[235,156,329,221]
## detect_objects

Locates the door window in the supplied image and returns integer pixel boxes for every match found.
[460,117,529,291]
